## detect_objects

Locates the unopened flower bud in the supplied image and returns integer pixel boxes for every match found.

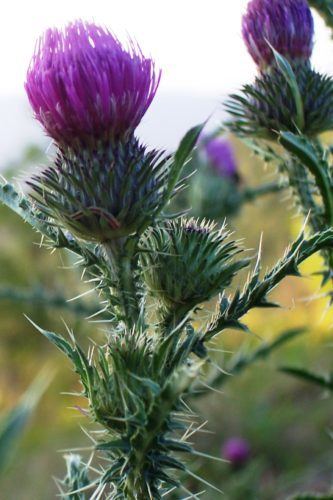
[203,135,239,182]
[141,218,247,317]
[222,437,251,468]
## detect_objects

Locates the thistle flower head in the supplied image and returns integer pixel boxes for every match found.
[25,21,160,147]
[242,0,314,69]
[222,438,251,468]
[203,136,238,179]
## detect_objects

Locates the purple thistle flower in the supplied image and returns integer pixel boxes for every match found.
[25,21,160,147]
[242,0,314,69]
[204,136,238,179]
[222,437,251,468]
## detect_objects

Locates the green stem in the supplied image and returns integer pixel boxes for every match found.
[241,181,285,203]
[203,229,333,342]
[103,240,141,328]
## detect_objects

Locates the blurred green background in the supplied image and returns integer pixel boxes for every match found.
[1,139,333,499]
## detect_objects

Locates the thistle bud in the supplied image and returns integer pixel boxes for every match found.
[203,135,239,182]
[227,1,333,139]
[242,0,314,70]
[25,21,169,242]
[140,218,248,318]
[222,437,251,469]
[188,135,242,219]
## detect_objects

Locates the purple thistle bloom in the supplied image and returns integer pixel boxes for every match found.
[242,0,314,69]
[222,437,251,468]
[204,136,238,179]
[25,21,160,147]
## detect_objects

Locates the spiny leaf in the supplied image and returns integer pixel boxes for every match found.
[269,45,304,130]
[163,122,206,206]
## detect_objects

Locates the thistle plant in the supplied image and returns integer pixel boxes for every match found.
[2,16,333,500]
[226,0,333,288]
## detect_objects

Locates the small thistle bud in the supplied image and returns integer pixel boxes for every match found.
[188,135,242,219]
[242,0,314,70]
[140,218,248,318]
[203,135,240,182]
[25,21,170,242]
[222,437,251,469]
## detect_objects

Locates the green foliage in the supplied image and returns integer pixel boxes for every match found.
[162,122,205,209]
[188,160,243,219]
[21,215,333,497]
[171,143,284,222]
[27,318,204,498]
[279,132,333,228]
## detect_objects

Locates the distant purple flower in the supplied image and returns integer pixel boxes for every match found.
[204,136,238,179]
[222,437,251,468]
[25,21,160,147]
[242,0,314,69]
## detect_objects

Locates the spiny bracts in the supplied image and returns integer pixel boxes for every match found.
[140,218,248,321]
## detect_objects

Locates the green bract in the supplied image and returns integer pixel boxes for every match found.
[226,60,333,140]
[28,137,171,243]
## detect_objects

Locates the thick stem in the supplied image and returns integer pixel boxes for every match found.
[103,239,141,328]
